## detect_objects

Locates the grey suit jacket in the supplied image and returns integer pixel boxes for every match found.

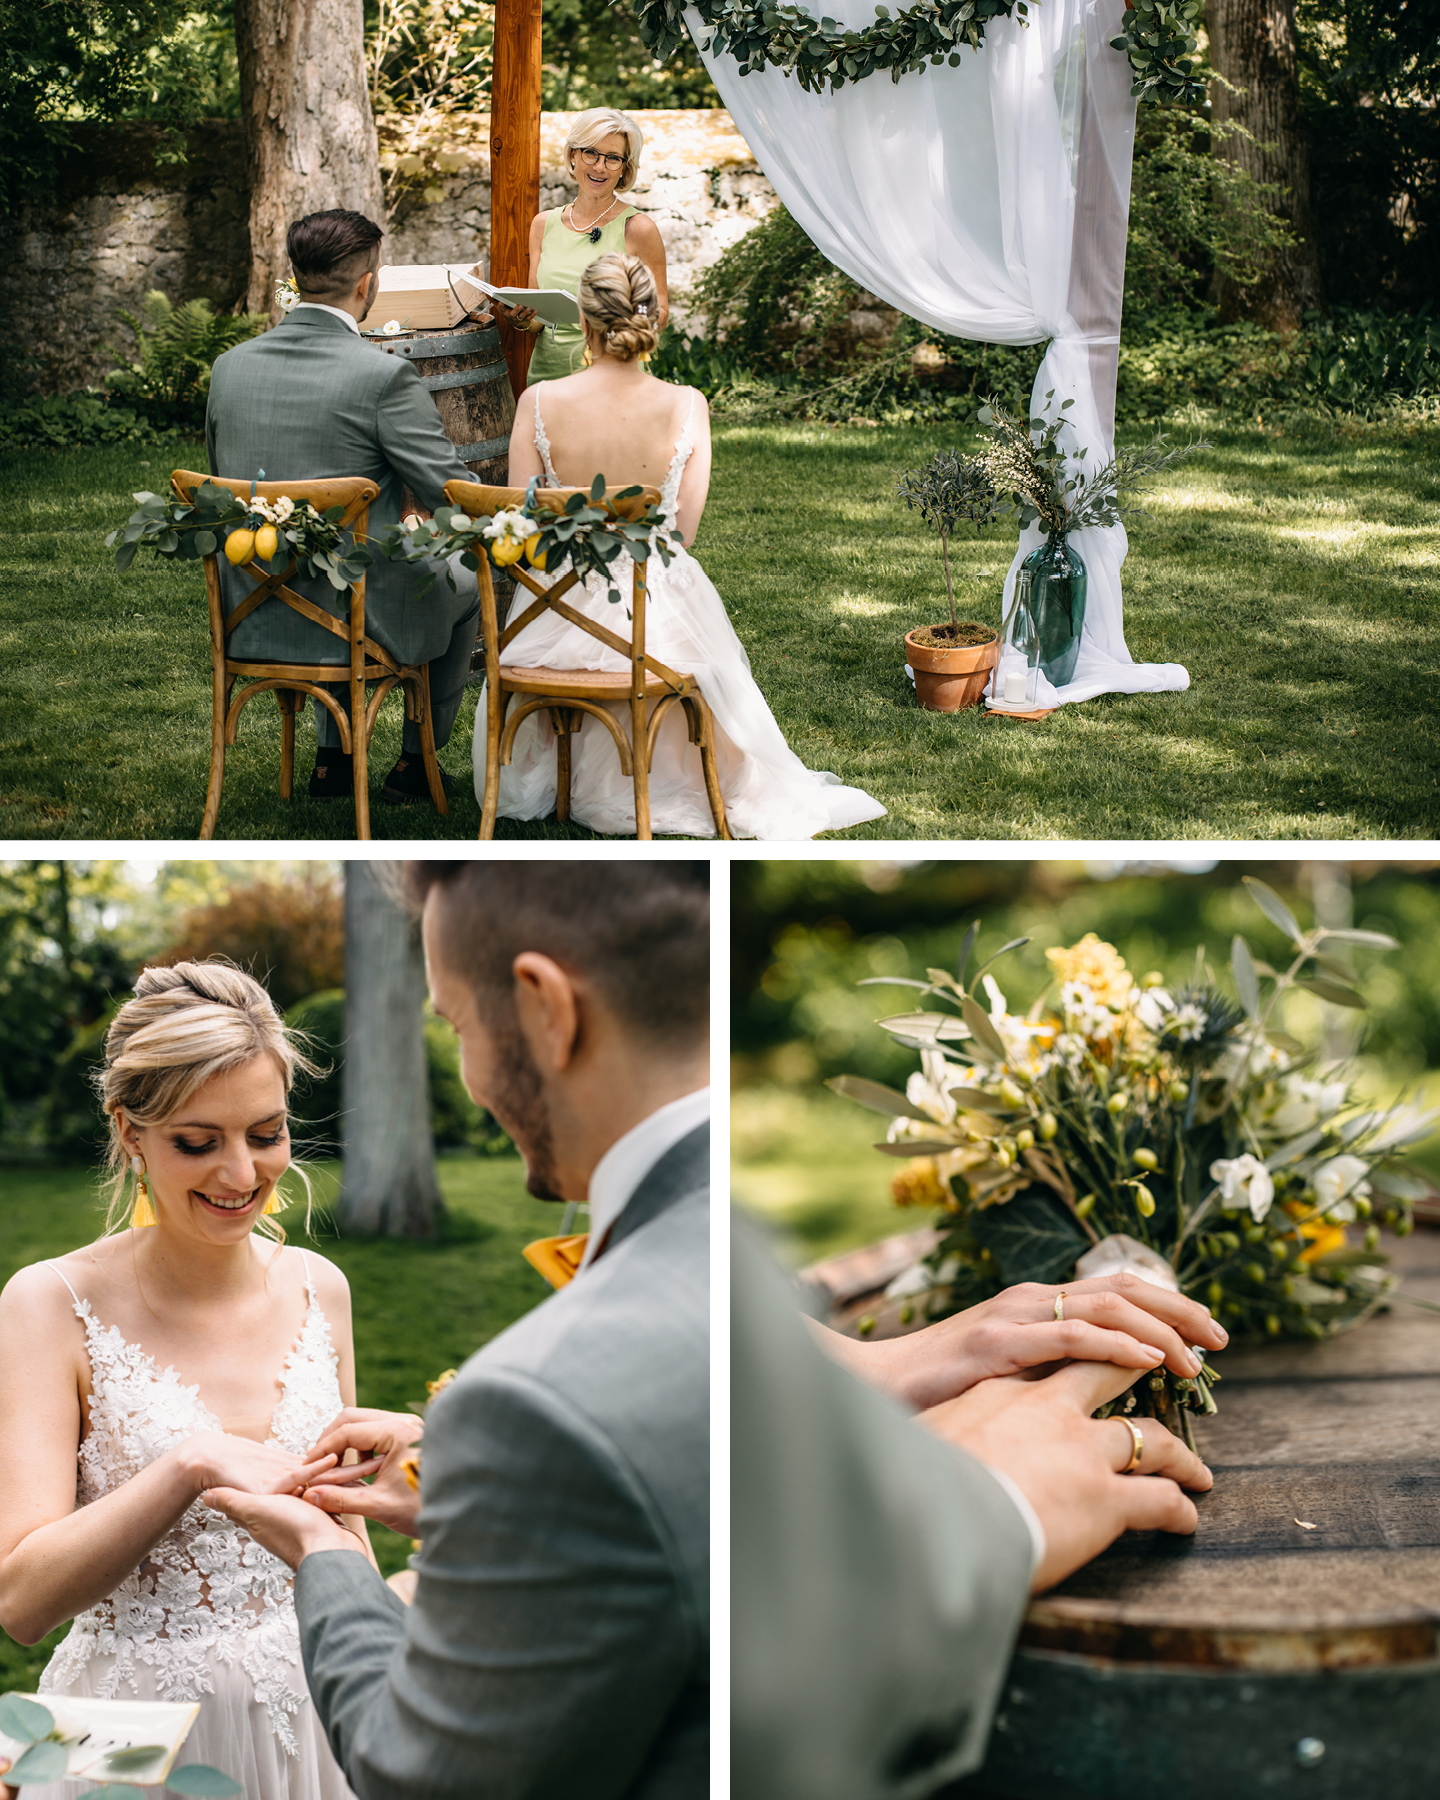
[205,308,477,669]
[731,1219,1033,1800]
[296,1125,710,1800]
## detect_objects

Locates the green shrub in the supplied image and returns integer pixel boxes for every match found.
[104,291,269,432]
[0,391,174,454]
[285,989,514,1156]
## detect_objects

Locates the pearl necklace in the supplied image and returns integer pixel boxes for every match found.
[564,194,622,244]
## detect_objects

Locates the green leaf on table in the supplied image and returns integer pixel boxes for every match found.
[165,1764,244,1796]
[1231,934,1259,1019]
[961,995,1008,1064]
[1243,876,1305,947]
[824,1075,932,1121]
[0,1694,52,1744]
[1295,976,1366,1010]
[4,1740,68,1784]
[969,1190,1087,1286]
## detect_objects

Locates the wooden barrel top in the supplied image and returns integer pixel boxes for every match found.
[812,1227,1440,1670]
[1027,1228,1440,1668]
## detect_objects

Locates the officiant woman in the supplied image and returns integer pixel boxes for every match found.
[496,108,670,384]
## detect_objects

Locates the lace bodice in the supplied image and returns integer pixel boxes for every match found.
[40,1253,344,1757]
[532,386,698,528]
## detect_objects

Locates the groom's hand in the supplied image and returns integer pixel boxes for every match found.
[920,1358,1214,1594]
[203,1488,370,1572]
[299,1407,427,1538]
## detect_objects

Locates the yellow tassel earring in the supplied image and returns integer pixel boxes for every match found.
[130,1156,156,1228]
[262,1189,285,1216]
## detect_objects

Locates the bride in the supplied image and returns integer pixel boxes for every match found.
[0,963,364,1799]
[477,251,888,839]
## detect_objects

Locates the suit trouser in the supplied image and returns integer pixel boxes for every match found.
[315,564,479,754]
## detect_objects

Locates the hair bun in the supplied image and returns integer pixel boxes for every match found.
[578,252,660,365]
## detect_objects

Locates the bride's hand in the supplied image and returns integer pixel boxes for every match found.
[821,1273,1229,1412]
[175,1430,337,1499]
[296,1407,425,1537]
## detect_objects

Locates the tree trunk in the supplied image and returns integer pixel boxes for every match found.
[338,862,442,1237]
[1207,0,1325,329]
[235,0,386,317]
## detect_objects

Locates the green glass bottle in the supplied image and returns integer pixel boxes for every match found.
[1020,531,1087,687]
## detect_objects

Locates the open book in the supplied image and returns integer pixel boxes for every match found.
[0,1692,201,1786]
[453,272,582,329]
[371,265,581,332]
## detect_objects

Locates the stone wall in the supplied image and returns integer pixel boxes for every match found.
[1,111,777,396]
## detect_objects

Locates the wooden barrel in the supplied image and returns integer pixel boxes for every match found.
[372,322,515,484]
[810,1228,1440,1800]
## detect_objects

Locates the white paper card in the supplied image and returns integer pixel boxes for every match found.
[0,1692,201,1786]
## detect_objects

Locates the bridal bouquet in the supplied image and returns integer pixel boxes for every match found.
[385,475,683,607]
[108,478,373,592]
[828,878,1436,1449]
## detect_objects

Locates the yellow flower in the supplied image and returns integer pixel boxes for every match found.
[1298,1220,1348,1263]
[891,1159,950,1209]
[1046,933,1133,1009]
[426,1368,459,1398]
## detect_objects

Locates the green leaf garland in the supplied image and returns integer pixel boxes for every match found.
[632,0,1207,106]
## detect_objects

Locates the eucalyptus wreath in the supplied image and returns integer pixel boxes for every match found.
[631,0,1207,107]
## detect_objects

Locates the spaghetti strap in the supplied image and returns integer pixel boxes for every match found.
[46,1260,83,1307]
[298,1249,317,1304]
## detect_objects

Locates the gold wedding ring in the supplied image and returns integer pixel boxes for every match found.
[1054,1291,1067,1322]
[1118,1416,1145,1473]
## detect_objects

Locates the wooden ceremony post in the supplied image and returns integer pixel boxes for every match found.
[490,0,544,397]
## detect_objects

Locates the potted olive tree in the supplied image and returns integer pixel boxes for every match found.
[895,449,1004,712]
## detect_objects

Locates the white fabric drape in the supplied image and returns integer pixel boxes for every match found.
[687,0,1189,706]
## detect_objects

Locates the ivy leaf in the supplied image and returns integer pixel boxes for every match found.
[969,1190,1087,1285]
[0,1694,52,1745]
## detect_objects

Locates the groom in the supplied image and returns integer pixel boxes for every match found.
[207,862,710,1799]
[205,209,480,807]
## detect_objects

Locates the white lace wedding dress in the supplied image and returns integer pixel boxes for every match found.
[473,386,888,839]
[32,1255,355,1800]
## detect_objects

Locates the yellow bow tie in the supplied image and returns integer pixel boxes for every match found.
[522,1233,589,1289]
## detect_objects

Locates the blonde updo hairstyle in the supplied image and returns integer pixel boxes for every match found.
[565,108,644,193]
[579,253,660,364]
[97,960,319,1239]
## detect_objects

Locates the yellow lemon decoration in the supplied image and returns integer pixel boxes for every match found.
[224,527,256,565]
[254,523,279,561]
[524,534,547,570]
[491,537,524,567]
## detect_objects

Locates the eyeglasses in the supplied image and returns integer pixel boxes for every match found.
[576,147,625,171]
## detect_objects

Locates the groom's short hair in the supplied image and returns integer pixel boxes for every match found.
[286,209,384,301]
[404,863,709,1049]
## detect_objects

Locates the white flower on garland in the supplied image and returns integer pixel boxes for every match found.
[1312,1154,1372,1220]
[482,508,531,547]
[250,495,297,526]
[1210,1153,1275,1222]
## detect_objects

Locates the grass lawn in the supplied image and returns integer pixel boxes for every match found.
[2,420,1438,838]
[0,1151,555,1692]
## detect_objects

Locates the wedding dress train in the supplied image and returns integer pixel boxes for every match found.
[31,1256,355,1800]
[472,388,888,839]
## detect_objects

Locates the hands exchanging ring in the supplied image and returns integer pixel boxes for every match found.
[200,1408,425,1571]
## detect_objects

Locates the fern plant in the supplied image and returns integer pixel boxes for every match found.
[104,291,268,428]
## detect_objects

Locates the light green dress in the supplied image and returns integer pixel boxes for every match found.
[525,204,637,386]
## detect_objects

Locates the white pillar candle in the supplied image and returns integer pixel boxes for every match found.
[1003,669,1027,704]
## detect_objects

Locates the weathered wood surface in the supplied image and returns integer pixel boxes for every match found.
[1028,1231,1440,1650]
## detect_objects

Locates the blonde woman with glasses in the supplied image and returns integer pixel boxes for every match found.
[493,107,670,385]
[0,962,370,1800]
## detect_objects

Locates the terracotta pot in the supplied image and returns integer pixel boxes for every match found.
[905,627,999,713]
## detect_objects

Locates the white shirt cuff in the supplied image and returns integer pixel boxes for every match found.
[978,1463,1047,1578]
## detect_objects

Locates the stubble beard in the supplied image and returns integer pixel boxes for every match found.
[488,1012,563,1203]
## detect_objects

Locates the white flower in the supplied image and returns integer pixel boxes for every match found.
[905,1048,959,1126]
[1134,987,1174,1031]
[1168,1001,1208,1044]
[1075,1233,1180,1293]
[1312,1154,1371,1218]
[381,319,402,335]
[275,280,298,314]
[482,507,531,544]
[1210,1153,1275,1222]
[1268,1075,1348,1139]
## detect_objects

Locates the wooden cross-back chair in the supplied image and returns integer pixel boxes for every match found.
[447,479,733,841]
[173,470,448,840]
